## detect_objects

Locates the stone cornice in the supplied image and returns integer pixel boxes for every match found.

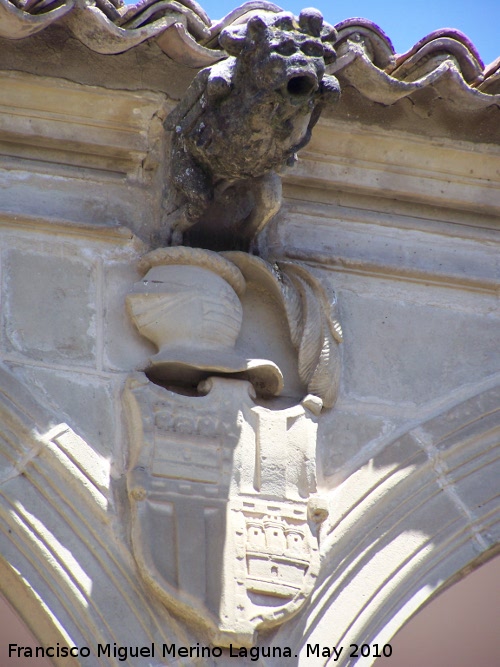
[288,118,500,216]
[267,197,499,295]
[0,70,167,176]
[0,70,169,240]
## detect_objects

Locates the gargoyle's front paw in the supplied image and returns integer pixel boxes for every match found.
[207,74,232,101]
[320,74,341,104]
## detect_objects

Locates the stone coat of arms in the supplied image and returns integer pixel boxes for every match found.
[124,245,341,645]
[124,373,324,646]
[123,6,342,647]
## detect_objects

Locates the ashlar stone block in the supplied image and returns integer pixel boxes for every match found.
[7,364,116,459]
[2,249,97,366]
[319,408,397,478]
[340,290,500,405]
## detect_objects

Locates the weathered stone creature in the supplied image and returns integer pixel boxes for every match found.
[165,8,340,249]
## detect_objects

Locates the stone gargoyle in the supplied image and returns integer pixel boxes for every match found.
[165,8,340,250]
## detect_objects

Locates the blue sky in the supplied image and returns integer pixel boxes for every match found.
[196,1,499,66]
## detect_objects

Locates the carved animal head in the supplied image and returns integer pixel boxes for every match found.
[219,8,337,100]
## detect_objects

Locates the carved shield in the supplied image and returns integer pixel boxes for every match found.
[124,373,323,647]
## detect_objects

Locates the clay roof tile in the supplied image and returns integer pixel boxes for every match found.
[0,0,499,108]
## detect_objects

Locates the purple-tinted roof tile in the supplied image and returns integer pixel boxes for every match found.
[0,0,499,106]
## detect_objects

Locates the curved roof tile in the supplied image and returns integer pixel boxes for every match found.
[0,0,74,39]
[479,57,500,94]
[1,0,499,102]
[330,18,500,102]
[335,17,395,69]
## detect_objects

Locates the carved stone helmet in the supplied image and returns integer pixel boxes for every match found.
[126,248,283,396]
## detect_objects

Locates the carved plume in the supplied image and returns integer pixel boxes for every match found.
[277,261,342,408]
[224,252,343,409]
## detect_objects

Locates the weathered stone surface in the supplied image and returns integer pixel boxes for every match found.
[2,249,96,366]
[419,386,500,445]
[0,364,187,662]
[124,374,325,646]
[0,70,169,244]
[165,9,340,248]
[0,5,499,664]
[319,408,398,479]
[339,291,500,405]
[7,364,117,459]
[103,260,156,372]
[272,389,499,660]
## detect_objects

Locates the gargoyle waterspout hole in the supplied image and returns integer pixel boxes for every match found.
[287,75,316,96]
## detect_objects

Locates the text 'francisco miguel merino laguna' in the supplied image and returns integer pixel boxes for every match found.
[8,643,294,662]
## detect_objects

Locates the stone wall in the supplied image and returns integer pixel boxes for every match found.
[0,48,498,667]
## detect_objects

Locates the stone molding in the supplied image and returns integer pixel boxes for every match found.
[288,118,500,216]
[0,70,168,240]
[0,363,191,665]
[276,382,500,661]
[0,70,166,176]
[268,197,499,294]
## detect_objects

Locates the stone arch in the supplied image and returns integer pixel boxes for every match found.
[0,364,187,665]
[273,383,499,663]
[0,557,72,667]
[1,360,498,665]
